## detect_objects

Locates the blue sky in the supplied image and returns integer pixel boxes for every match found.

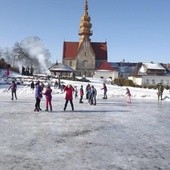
[0,0,170,63]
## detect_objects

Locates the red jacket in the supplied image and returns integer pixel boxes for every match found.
[80,87,84,96]
[64,86,74,100]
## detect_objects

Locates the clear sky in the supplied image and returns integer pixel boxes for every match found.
[0,0,170,63]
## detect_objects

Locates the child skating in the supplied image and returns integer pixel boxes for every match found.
[126,88,131,103]
[43,84,52,111]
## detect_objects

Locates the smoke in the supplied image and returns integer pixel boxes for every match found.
[21,36,51,74]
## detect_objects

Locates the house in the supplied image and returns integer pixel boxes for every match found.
[128,62,170,86]
[93,61,118,80]
[109,61,137,78]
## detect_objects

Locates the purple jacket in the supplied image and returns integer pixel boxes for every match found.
[9,82,17,92]
[35,84,42,99]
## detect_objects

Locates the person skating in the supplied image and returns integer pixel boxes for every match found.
[85,84,91,100]
[79,85,84,103]
[157,83,164,100]
[101,83,107,99]
[89,85,97,105]
[74,86,78,98]
[30,81,35,90]
[126,88,131,103]
[43,84,52,111]
[63,84,74,111]
[34,81,43,111]
[8,80,17,100]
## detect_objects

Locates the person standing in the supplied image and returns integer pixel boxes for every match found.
[101,83,107,99]
[85,84,91,100]
[89,85,97,105]
[157,83,164,100]
[126,88,131,103]
[34,81,42,111]
[63,84,74,111]
[8,80,17,100]
[74,86,78,98]
[30,81,35,90]
[43,85,52,111]
[79,85,84,103]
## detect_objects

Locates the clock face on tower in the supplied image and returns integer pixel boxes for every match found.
[82,60,88,68]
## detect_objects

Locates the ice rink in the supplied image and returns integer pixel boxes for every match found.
[0,90,169,170]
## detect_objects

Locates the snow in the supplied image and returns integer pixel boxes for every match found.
[0,76,170,169]
[143,62,166,70]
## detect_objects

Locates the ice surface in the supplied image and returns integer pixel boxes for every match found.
[0,81,170,170]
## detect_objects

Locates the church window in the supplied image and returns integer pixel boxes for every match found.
[69,61,72,67]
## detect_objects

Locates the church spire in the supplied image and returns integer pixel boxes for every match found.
[78,0,92,50]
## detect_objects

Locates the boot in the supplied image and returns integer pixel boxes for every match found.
[72,106,74,111]
[45,107,48,111]
[50,106,52,111]
[34,108,39,112]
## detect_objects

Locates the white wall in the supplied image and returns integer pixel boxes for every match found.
[93,70,118,80]
[142,76,170,86]
[129,75,170,86]
[128,77,142,85]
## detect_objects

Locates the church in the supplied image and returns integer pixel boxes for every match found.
[62,0,108,77]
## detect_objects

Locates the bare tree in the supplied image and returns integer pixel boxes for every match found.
[2,48,14,66]
[0,48,3,58]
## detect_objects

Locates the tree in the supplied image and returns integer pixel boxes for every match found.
[0,48,3,59]
[3,48,14,66]
[12,36,51,74]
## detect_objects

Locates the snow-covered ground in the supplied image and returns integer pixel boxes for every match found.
[0,78,170,170]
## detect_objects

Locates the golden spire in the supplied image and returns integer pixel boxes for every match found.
[78,0,92,50]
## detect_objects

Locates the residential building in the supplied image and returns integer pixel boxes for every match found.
[129,62,170,86]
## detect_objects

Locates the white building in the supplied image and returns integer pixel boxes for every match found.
[93,61,118,81]
[129,62,170,86]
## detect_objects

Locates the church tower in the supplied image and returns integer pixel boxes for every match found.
[62,0,108,77]
[78,0,92,50]
[76,0,96,77]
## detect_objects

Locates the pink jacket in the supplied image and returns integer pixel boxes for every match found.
[44,87,52,99]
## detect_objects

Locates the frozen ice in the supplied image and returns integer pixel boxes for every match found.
[0,79,170,170]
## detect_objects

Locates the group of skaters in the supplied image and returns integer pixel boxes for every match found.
[34,81,52,112]
[32,82,109,112]
[85,84,97,105]
[8,80,128,112]
[8,79,166,112]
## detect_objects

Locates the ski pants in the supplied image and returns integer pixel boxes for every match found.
[64,100,74,110]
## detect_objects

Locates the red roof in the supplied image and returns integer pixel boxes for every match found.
[63,41,107,60]
[63,41,79,60]
[91,42,107,60]
[97,61,115,71]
